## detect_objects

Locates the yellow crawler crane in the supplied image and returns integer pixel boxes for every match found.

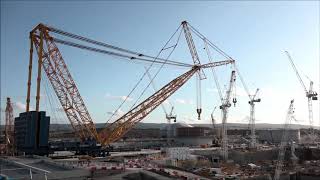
[27,22,234,147]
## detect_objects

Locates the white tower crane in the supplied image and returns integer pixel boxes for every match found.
[220,70,236,160]
[210,106,220,146]
[166,106,177,144]
[203,39,236,160]
[211,106,217,133]
[233,63,261,149]
[5,97,15,156]
[248,88,261,149]
[274,99,295,180]
[144,67,176,144]
[285,51,318,142]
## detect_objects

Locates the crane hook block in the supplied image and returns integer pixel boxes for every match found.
[232,98,237,106]
[196,108,202,120]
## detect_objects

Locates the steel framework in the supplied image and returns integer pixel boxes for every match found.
[5,97,15,155]
[285,51,318,142]
[220,70,236,160]
[27,23,234,147]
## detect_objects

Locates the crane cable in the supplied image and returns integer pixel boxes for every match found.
[52,37,191,68]
[234,63,251,99]
[48,25,151,57]
[48,25,191,68]
[188,24,232,60]
[144,66,173,116]
[188,23,251,100]
[42,70,64,132]
[129,28,183,111]
[106,25,182,124]
[203,39,223,103]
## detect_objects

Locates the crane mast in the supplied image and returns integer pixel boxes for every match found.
[211,107,217,131]
[144,66,176,144]
[30,24,98,141]
[233,64,261,149]
[5,97,15,156]
[285,51,318,141]
[274,100,295,180]
[211,106,220,146]
[166,107,177,144]
[249,88,261,149]
[220,70,236,160]
[307,81,315,137]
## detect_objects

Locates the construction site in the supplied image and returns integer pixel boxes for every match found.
[1,2,319,180]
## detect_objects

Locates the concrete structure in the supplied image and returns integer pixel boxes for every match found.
[166,147,190,160]
[161,122,193,138]
[15,111,50,155]
[174,137,213,147]
[257,129,300,144]
[124,128,161,139]
[176,127,211,137]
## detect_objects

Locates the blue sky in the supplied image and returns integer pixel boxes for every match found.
[1,1,319,126]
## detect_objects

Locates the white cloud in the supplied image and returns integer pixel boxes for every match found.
[14,101,29,111]
[107,108,125,117]
[105,93,133,102]
[175,98,194,105]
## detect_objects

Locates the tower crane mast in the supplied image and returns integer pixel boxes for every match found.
[220,70,236,160]
[249,88,261,149]
[144,66,176,144]
[166,107,176,144]
[274,100,295,180]
[5,97,15,156]
[210,106,220,146]
[211,106,217,131]
[285,51,318,140]
[234,64,261,149]
[203,39,237,156]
